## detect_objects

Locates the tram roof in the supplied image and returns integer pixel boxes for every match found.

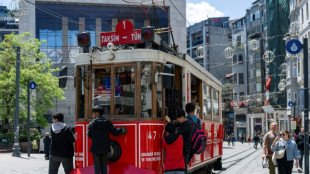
[74,49,222,91]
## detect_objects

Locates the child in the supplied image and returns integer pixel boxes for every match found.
[162,122,186,174]
[43,132,51,160]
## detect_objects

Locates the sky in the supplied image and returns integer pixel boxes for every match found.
[1,0,254,26]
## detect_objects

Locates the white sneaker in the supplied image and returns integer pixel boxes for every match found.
[297,168,303,173]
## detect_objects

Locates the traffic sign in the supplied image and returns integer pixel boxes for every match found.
[288,101,294,107]
[286,39,302,54]
[100,20,142,46]
[290,121,296,130]
[30,81,36,90]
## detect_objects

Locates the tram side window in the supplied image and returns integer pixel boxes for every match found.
[93,68,111,116]
[212,89,219,120]
[156,64,163,118]
[113,66,135,117]
[77,67,85,118]
[141,63,153,118]
[203,84,212,120]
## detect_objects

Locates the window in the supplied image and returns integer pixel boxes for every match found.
[302,8,304,24]
[294,92,298,104]
[203,84,212,120]
[256,83,262,92]
[238,55,243,64]
[287,90,291,103]
[234,74,238,84]
[212,89,219,120]
[287,62,291,78]
[233,55,238,64]
[307,3,309,20]
[239,73,244,84]
[293,62,297,77]
[141,63,152,118]
[256,68,262,78]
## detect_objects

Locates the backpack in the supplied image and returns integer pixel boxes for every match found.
[188,117,207,154]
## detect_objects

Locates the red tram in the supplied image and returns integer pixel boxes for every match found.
[72,26,223,173]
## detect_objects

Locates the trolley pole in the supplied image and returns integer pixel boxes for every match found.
[12,47,21,157]
[303,38,309,174]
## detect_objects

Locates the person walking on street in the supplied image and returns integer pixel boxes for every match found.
[231,134,236,146]
[162,122,186,174]
[247,135,251,147]
[262,122,279,174]
[260,134,264,149]
[87,106,127,174]
[227,135,231,146]
[165,109,193,173]
[240,135,244,144]
[253,134,260,149]
[49,113,75,174]
[271,130,299,174]
[295,127,310,173]
[43,132,51,160]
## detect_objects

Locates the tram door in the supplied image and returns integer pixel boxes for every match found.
[164,64,183,120]
[190,75,202,119]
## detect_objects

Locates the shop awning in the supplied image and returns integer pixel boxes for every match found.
[225,73,233,78]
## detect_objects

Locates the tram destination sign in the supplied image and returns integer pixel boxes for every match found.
[100,20,142,46]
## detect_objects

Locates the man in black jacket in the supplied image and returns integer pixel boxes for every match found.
[88,106,127,174]
[49,113,75,174]
[295,127,310,173]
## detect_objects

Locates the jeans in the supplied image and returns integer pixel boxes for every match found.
[48,155,73,174]
[299,150,304,169]
[93,153,108,174]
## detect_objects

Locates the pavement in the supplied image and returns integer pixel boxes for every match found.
[0,142,308,174]
[220,141,306,174]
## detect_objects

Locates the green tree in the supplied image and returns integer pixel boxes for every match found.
[0,32,65,128]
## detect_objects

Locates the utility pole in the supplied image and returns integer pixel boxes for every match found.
[12,47,21,157]
[303,38,309,174]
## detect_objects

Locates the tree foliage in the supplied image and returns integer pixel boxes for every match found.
[0,33,65,127]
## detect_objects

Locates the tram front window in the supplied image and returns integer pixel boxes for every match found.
[113,66,135,117]
[141,63,152,118]
[93,68,111,115]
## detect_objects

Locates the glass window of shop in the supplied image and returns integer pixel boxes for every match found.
[203,84,212,120]
[212,89,219,120]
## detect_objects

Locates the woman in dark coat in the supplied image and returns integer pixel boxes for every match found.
[43,132,51,160]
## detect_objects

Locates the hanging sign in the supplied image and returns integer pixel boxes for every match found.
[100,20,142,46]
[286,39,302,54]
[288,101,294,107]
[290,121,296,130]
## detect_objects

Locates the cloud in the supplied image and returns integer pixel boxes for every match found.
[186,1,225,26]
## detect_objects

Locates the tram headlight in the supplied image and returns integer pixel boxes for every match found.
[141,26,161,47]
[107,140,122,162]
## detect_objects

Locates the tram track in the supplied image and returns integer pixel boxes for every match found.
[216,147,261,174]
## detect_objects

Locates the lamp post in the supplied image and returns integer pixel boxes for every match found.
[303,38,309,174]
[12,47,21,157]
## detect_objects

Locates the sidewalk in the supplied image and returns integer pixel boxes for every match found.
[0,153,65,174]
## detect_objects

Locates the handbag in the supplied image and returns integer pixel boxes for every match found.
[271,143,286,165]
[262,157,269,168]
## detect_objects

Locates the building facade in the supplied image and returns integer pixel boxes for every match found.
[0,6,18,41]
[186,17,232,81]
[19,0,186,128]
